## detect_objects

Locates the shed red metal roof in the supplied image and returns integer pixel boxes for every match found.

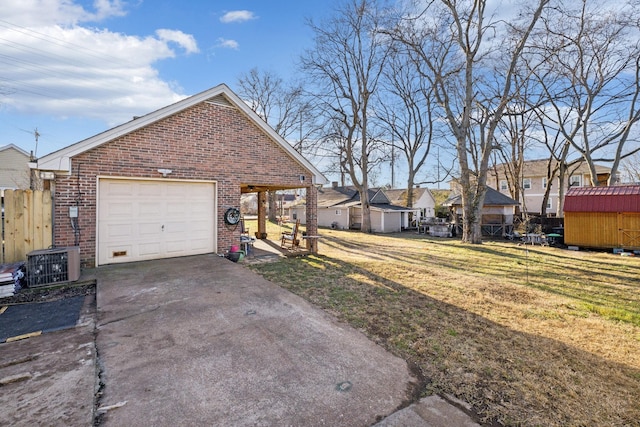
[563,185,640,212]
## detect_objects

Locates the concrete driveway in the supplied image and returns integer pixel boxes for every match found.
[95,254,418,426]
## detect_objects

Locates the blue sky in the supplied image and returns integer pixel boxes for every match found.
[0,0,327,158]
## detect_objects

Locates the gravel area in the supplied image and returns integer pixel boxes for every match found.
[0,283,96,305]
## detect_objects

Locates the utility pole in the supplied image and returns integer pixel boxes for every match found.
[34,128,40,157]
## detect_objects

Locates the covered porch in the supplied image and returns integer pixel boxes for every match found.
[240,182,320,253]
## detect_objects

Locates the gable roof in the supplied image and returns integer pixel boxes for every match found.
[316,185,417,212]
[317,186,358,207]
[444,187,519,207]
[0,144,30,157]
[564,185,640,212]
[33,84,327,185]
[385,187,434,207]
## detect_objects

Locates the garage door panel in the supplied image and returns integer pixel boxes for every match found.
[106,181,136,195]
[165,240,187,254]
[188,238,212,251]
[104,202,134,217]
[139,182,164,196]
[98,179,216,265]
[138,242,162,257]
[103,223,132,238]
[139,223,162,236]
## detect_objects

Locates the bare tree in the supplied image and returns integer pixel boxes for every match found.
[532,0,640,186]
[491,65,549,216]
[301,0,391,233]
[391,0,550,243]
[376,48,439,208]
[621,152,640,183]
[237,68,317,221]
[237,68,316,152]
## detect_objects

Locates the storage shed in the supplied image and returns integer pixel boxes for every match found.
[564,185,640,250]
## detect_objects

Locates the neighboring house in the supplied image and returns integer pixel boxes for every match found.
[490,159,611,215]
[287,197,307,224]
[33,84,327,267]
[564,185,640,250]
[384,187,437,222]
[0,144,31,189]
[317,184,418,233]
[444,187,520,237]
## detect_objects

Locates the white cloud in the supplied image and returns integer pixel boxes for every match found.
[0,1,197,125]
[0,0,127,26]
[156,29,199,54]
[219,10,257,24]
[216,38,239,50]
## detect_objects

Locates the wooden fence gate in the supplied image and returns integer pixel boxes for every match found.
[1,189,53,264]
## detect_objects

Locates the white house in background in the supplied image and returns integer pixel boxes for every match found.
[287,197,307,224]
[0,144,31,189]
[316,185,418,232]
[384,187,437,222]
[490,158,612,215]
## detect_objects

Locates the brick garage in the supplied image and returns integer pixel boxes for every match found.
[35,85,326,267]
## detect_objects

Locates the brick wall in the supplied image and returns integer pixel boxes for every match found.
[52,102,313,267]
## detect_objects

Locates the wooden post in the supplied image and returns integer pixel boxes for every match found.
[257,191,267,238]
[306,186,319,253]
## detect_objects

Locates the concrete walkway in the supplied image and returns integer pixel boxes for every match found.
[96,254,418,426]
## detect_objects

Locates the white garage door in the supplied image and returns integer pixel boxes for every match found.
[98,179,216,265]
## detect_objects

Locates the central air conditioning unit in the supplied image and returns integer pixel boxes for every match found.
[26,247,81,287]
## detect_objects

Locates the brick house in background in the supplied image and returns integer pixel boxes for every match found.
[490,159,611,216]
[33,84,327,267]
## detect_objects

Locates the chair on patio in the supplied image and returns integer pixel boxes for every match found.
[240,219,255,254]
[281,219,300,249]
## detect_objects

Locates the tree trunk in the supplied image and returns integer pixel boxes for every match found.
[268,191,277,222]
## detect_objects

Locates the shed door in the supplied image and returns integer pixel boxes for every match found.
[98,179,216,265]
[619,212,640,249]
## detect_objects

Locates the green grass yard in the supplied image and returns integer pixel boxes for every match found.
[247,222,640,426]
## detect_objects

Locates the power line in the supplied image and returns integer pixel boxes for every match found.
[0,18,150,102]
[0,19,141,69]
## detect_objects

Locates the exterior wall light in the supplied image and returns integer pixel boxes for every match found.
[40,171,55,180]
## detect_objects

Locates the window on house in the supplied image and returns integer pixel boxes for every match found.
[569,175,582,187]
[523,178,531,190]
[542,177,547,189]
[335,209,342,215]
[546,199,552,210]
[500,180,508,191]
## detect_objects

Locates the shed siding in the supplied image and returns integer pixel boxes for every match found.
[565,212,640,249]
[565,212,619,248]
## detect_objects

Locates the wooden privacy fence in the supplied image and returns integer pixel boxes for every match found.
[1,189,53,264]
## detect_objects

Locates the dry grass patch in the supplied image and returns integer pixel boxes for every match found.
[248,226,640,426]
